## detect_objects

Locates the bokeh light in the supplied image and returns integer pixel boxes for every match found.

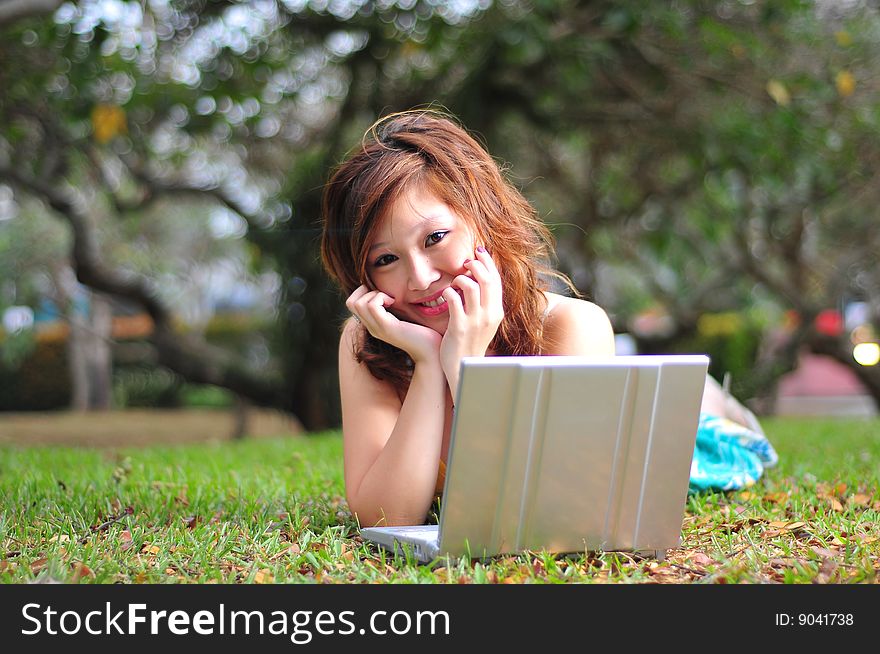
[853,342,880,366]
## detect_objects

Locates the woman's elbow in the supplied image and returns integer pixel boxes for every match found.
[346,493,426,528]
[347,501,385,528]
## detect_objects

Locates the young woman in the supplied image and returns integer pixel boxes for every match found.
[320,109,775,527]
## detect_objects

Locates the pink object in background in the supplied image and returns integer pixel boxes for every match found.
[775,350,876,416]
[777,352,865,397]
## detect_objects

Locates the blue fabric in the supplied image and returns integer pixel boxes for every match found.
[688,412,779,494]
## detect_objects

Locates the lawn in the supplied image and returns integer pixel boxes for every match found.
[1,417,878,584]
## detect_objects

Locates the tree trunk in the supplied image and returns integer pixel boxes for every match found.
[231,394,249,440]
[48,264,91,411]
[88,293,113,410]
[67,307,90,411]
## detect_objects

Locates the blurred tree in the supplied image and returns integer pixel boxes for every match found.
[1,0,879,426]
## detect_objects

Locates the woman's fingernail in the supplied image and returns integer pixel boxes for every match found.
[463,258,471,264]
[476,246,487,253]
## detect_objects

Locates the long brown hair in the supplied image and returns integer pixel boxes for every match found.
[320,109,574,394]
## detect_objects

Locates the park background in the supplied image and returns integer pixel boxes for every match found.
[0,0,878,585]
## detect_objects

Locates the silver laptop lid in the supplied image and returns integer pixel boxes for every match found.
[436,355,709,557]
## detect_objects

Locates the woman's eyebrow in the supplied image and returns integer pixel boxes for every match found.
[366,216,447,253]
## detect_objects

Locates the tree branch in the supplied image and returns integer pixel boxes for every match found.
[0,165,171,323]
[0,163,289,410]
[0,0,63,26]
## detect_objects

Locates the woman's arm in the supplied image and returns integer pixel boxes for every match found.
[338,318,448,526]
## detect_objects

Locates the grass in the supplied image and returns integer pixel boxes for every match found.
[0,417,878,584]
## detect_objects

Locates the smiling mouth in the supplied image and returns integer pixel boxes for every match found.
[420,295,447,308]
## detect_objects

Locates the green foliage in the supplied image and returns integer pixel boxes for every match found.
[0,334,70,411]
[202,311,274,359]
[179,383,234,409]
[0,328,37,369]
[675,313,767,400]
[113,311,274,409]
[112,366,183,409]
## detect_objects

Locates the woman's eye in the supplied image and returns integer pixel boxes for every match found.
[426,231,448,246]
[374,254,397,267]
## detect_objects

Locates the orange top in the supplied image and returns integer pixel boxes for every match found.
[435,460,447,497]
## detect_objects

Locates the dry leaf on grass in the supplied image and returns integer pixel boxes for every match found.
[724,517,765,533]
[254,569,274,584]
[768,520,807,530]
[763,521,809,539]
[813,558,838,584]
[687,552,715,567]
[816,482,848,500]
[69,562,94,582]
[810,546,839,559]
[853,532,878,545]
[30,558,49,574]
[270,544,302,561]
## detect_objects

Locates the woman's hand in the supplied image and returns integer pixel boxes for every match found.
[439,246,504,399]
[346,285,442,364]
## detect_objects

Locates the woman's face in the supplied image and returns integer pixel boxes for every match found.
[366,185,476,335]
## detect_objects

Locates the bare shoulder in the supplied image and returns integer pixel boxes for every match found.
[541,293,616,356]
[337,317,363,374]
[339,316,361,355]
[338,317,375,382]
[337,317,402,469]
[337,317,401,404]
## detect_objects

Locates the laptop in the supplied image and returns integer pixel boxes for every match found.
[360,354,709,563]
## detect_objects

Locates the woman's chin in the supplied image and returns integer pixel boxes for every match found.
[426,312,450,331]
[415,314,449,336]
[395,310,449,333]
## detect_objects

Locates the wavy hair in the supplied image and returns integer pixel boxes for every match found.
[320,109,574,394]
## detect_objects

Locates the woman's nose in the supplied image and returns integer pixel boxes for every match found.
[407,255,439,291]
